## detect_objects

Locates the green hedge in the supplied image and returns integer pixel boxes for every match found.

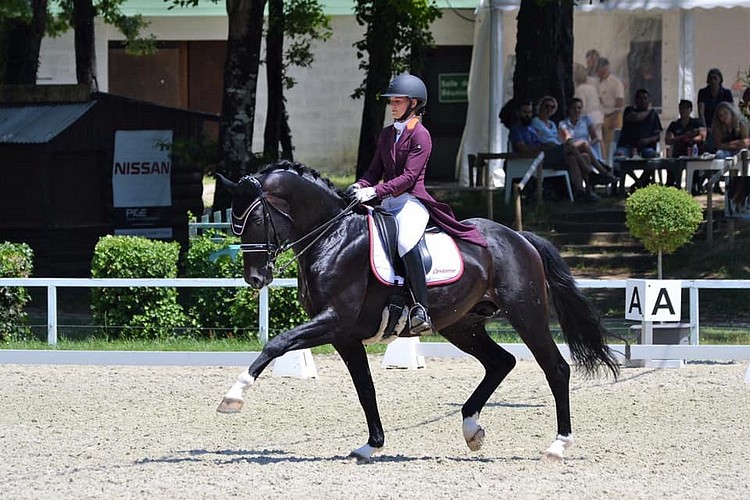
[0,242,33,341]
[184,233,308,340]
[90,236,194,339]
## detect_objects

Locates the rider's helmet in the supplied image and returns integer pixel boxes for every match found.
[382,74,428,118]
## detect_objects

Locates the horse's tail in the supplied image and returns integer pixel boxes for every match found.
[520,231,620,379]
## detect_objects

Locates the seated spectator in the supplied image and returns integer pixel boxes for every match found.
[615,88,663,159]
[509,99,598,202]
[559,97,614,180]
[712,101,750,159]
[613,88,663,189]
[665,99,707,189]
[698,68,733,151]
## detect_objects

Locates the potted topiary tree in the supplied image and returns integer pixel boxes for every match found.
[626,184,703,279]
[625,184,704,352]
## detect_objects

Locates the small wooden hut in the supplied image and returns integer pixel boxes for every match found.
[0,85,218,276]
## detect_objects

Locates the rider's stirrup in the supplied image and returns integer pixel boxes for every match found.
[409,303,433,334]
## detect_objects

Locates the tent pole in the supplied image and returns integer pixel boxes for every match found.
[489,1,504,185]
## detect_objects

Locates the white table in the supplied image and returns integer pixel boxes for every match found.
[682,156,738,192]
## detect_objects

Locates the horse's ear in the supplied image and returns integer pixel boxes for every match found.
[215,173,240,195]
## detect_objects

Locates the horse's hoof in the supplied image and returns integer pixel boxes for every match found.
[465,428,485,452]
[348,450,371,464]
[348,443,381,464]
[541,451,564,463]
[216,398,244,414]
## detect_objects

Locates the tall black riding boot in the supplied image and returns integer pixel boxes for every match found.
[402,247,433,335]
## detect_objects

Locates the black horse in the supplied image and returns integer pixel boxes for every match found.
[216,161,619,462]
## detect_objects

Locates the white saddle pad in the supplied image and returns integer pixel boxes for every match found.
[367,214,464,287]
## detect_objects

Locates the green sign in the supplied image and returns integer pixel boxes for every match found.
[438,73,469,103]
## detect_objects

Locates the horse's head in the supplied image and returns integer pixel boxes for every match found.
[218,162,349,289]
[217,173,292,289]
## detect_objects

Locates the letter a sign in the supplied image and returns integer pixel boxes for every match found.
[625,279,681,321]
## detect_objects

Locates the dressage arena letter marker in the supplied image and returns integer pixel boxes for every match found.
[625,280,682,322]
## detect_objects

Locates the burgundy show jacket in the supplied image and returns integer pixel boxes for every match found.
[357,118,487,248]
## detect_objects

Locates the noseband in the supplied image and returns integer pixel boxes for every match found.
[230,175,357,271]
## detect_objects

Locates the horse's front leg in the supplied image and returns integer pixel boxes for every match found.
[217,308,339,414]
[333,339,385,463]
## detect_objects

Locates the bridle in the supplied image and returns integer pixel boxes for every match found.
[230,176,358,272]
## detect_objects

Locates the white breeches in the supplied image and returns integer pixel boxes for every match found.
[381,194,429,257]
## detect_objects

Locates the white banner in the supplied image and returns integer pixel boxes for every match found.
[112,130,172,208]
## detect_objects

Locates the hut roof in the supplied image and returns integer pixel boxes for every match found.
[0,103,95,144]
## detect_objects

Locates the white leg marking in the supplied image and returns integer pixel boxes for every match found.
[224,370,255,401]
[543,433,574,462]
[349,443,383,463]
[462,413,486,452]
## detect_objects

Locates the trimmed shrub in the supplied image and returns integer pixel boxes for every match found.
[0,242,33,341]
[184,233,259,339]
[91,236,193,339]
[184,234,308,340]
[626,184,703,255]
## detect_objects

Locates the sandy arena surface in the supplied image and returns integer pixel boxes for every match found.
[1,355,749,499]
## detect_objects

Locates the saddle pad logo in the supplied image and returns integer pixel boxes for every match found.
[367,215,464,287]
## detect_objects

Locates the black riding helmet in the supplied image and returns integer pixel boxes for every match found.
[382,74,428,121]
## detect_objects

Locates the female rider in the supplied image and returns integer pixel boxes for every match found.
[347,74,486,335]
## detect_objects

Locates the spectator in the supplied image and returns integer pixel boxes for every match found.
[509,99,598,202]
[712,101,750,159]
[585,49,600,83]
[559,97,614,181]
[615,89,663,188]
[596,57,625,161]
[615,88,663,159]
[574,63,603,141]
[698,68,733,150]
[665,99,706,189]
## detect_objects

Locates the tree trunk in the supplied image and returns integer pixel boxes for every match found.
[355,10,397,178]
[513,0,574,120]
[214,0,267,211]
[0,0,47,85]
[279,101,294,160]
[72,0,98,91]
[263,0,284,162]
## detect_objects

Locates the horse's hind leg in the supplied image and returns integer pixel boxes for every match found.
[507,309,573,462]
[441,320,517,452]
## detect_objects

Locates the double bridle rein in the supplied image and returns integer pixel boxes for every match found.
[230,176,357,272]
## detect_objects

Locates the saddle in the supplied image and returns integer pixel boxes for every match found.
[363,209,464,344]
[367,209,463,287]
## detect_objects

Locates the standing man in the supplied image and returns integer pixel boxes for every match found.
[596,57,625,161]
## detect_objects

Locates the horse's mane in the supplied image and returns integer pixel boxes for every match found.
[258,160,341,197]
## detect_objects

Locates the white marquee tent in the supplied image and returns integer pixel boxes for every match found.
[458,0,750,186]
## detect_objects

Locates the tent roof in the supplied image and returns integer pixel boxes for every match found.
[111,1,477,17]
[489,0,750,10]
[0,103,95,144]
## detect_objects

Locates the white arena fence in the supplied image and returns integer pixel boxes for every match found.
[0,278,749,374]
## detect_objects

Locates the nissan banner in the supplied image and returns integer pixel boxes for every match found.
[112,130,173,238]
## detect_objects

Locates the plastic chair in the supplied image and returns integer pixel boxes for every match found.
[504,160,574,204]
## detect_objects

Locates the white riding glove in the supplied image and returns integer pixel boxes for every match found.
[355,187,376,203]
[345,183,361,198]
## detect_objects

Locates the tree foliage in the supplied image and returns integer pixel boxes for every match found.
[0,0,154,85]
[626,184,703,256]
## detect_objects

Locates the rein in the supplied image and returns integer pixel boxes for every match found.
[231,177,358,272]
